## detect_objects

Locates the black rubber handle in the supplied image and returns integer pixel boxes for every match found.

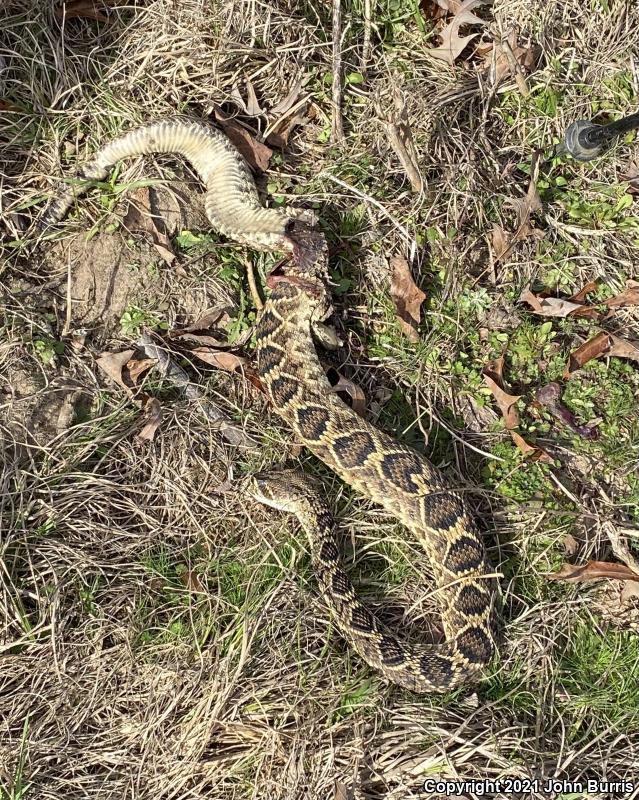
[558,111,639,161]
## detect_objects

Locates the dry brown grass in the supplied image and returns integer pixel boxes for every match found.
[2,0,639,797]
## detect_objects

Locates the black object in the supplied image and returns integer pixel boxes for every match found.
[558,111,639,161]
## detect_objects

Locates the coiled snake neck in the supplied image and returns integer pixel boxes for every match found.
[40,116,499,692]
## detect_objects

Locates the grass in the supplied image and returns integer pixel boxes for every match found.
[2,0,639,797]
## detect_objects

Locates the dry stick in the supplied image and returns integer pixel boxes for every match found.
[331,0,345,143]
[245,256,263,311]
[321,172,415,250]
[383,120,424,193]
[136,331,258,449]
[501,37,530,97]
[360,0,372,77]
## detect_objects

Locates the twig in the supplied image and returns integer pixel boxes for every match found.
[320,172,415,250]
[245,256,263,311]
[331,0,345,143]
[360,0,372,77]
[383,121,424,193]
[501,37,529,97]
[136,332,258,449]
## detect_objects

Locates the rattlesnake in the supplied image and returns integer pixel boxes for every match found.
[39,116,499,692]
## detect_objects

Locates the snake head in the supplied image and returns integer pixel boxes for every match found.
[249,469,320,514]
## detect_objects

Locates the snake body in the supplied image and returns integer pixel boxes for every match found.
[40,117,498,692]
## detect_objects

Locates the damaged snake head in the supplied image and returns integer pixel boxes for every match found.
[284,218,329,280]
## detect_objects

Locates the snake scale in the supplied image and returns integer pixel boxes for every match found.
[40,117,499,692]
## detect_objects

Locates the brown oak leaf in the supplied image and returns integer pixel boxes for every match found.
[389,255,426,343]
[565,331,639,378]
[519,288,599,319]
[429,0,488,65]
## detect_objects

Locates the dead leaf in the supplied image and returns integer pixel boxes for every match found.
[191,348,247,372]
[270,78,306,116]
[127,357,157,385]
[169,307,233,348]
[327,369,366,417]
[482,30,540,88]
[265,110,308,149]
[212,108,272,172]
[429,0,488,65]
[546,560,639,584]
[179,570,205,593]
[621,581,639,604]
[620,159,639,196]
[245,79,262,117]
[420,0,450,21]
[483,355,521,429]
[504,151,544,239]
[490,224,511,261]
[96,349,136,395]
[180,307,232,333]
[608,334,639,362]
[519,287,599,319]
[483,374,521,429]
[457,393,498,433]
[54,0,109,20]
[97,350,157,399]
[509,430,554,464]
[136,397,162,443]
[484,353,505,381]
[569,280,599,304]
[565,331,639,378]
[334,782,352,800]
[564,331,610,377]
[493,152,545,262]
[562,533,579,557]
[604,282,639,310]
[121,187,175,266]
[389,255,426,342]
[0,99,23,112]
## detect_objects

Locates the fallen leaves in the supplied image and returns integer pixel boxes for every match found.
[482,355,553,463]
[96,349,163,442]
[509,430,553,464]
[483,356,521,430]
[191,348,247,372]
[492,151,544,262]
[520,280,639,323]
[168,307,234,348]
[327,369,366,417]
[547,560,639,585]
[604,280,639,310]
[169,309,252,373]
[429,0,488,65]
[212,108,272,172]
[121,188,175,265]
[389,255,426,342]
[96,350,152,397]
[519,287,598,319]
[54,0,110,21]
[480,30,540,91]
[137,397,162,443]
[620,159,639,197]
[564,331,639,378]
